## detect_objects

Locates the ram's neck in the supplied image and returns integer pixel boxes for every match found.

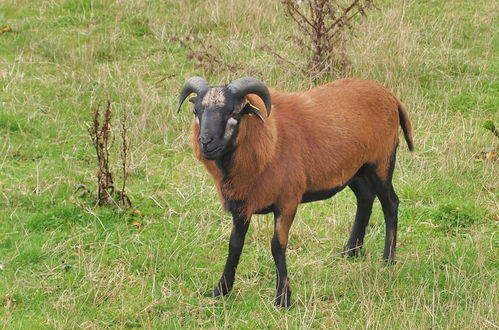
[235,115,276,170]
[192,93,279,208]
[221,105,278,201]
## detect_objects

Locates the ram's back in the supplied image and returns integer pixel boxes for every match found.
[271,78,401,191]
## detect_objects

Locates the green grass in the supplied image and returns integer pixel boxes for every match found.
[0,0,498,328]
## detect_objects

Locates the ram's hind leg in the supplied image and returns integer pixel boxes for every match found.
[343,176,375,257]
[370,149,400,264]
[271,204,297,308]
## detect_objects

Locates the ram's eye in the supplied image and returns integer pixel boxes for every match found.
[228,107,239,118]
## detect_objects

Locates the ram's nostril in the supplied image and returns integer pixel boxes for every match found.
[200,136,213,148]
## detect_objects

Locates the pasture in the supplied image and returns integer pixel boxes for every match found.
[0,0,497,328]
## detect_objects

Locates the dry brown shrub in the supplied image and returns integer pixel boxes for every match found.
[88,101,115,206]
[87,101,131,207]
[282,0,375,75]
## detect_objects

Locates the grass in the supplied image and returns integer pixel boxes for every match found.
[0,0,498,328]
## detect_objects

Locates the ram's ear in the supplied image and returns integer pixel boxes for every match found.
[245,94,270,117]
[242,103,265,122]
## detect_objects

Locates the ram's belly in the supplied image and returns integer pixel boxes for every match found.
[300,185,347,203]
[305,162,361,192]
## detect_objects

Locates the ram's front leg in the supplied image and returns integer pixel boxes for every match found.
[212,212,250,297]
[271,205,297,307]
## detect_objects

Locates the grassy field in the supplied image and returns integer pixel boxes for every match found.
[0,0,498,328]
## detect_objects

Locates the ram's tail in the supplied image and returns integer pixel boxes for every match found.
[397,101,414,151]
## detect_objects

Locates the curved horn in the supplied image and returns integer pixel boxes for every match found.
[228,77,272,116]
[177,76,210,113]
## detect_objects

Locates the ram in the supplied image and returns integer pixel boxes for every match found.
[177,76,414,307]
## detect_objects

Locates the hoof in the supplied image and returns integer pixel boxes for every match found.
[212,283,231,297]
[204,290,214,297]
[274,297,291,308]
[342,245,362,257]
[274,291,292,308]
[383,257,397,265]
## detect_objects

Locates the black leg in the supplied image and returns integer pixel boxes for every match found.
[271,206,296,307]
[377,184,399,263]
[271,234,289,307]
[369,150,400,264]
[213,213,250,297]
[343,176,375,257]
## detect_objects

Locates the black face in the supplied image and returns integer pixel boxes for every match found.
[192,87,245,160]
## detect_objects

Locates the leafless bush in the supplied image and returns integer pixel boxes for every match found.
[87,101,131,207]
[169,35,261,76]
[282,0,375,74]
[88,101,114,206]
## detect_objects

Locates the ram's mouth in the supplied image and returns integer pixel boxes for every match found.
[202,145,224,160]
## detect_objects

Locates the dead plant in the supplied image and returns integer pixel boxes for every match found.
[169,35,261,76]
[87,101,132,208]
[282,0,375,74]
[88,101,115,206]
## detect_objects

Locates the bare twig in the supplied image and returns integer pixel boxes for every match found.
[0,26,13,34]
[258,44,305,73]
[119,109,132,208]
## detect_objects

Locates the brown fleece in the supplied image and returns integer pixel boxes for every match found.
[192,78,414,218]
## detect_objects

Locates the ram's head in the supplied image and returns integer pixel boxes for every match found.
[177,77,271,160]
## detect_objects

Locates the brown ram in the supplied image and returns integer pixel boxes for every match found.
[177,77,414,307]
